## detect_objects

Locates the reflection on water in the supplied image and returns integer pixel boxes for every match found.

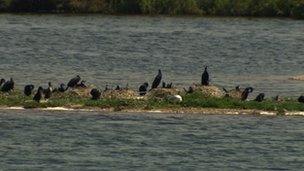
[0,110,303,170]
[0,15,304,97]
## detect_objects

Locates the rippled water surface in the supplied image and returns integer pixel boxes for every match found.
[0,110,303,170]
[0,14,304,97]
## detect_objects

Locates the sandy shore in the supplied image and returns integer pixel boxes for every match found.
[1,106,304,116]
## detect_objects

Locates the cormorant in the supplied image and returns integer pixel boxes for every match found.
[139,82,149,96]
[241,87,254,101]
[115,85,122,91]
[255,93,265,102]
[0,79,5,87]
[151,69,162,89]
[58,83,67,92]
[44,82,53,100]
[67,75,81,89]
[90,88,101,100]
[76,80,87,88]
[201,66,209,86]
[33,87,44,103]
[1,78,14,92]
[24,84,35,96]
[298,96,304,103]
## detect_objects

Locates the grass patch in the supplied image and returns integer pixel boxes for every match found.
[0,91,304,112]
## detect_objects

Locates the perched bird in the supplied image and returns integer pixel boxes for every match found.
[201,66,209,86]
[241,87,254,101]
[162,81,166,88]
[24,84,35,96]
[255,93,265,102]
[76,80,87,88]
[298,96,304,103]
[115,85,122,91]
[67,75,81,89]
[184,86,194,94]
[44,82,53,100]
[0,79,5,87]
[33,87,44,103]
[90,88,101,100]
[57,83,67,93]
[1,78,14,92]
[151,69,162,89]
[139,82,149,96]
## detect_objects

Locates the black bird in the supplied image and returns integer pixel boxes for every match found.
[241,87,254,101]
[167,82,173,88]
[162,82,166,88]
[76,80,87,88]
[33,87,44,103]
[67,75,81,89]
[115,85,122,91]
[58,83,67,93]
[90,89,101,100]
[201,66,209,86]
[184,86,194,94]
[151,69,162,89]
[139,82,149,96]
[1,78,14,92]
[255,93,265,102]
[44,82,53,100]
[298,96,304,103]
[24,84,35,96]
[0,79,5,87]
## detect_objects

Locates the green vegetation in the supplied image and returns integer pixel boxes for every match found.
[0,0,303,18]
[1,91,304,115]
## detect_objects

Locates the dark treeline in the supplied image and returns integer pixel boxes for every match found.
[0,0,303,19]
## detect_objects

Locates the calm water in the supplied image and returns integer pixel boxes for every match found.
[0,110,303,170]
[0,14,304,97]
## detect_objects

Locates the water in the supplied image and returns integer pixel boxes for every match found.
[0,14,304,97]
[0,110,303,170]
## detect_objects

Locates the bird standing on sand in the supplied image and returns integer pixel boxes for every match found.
[67,75,81,89]
[139,82,149,96]
[201,66,209,86]
[44,82,53,100]
[33,87,44,103]
[90,88,101,100]
[151,69,162,89]
[1,78,14,92]
[24,84,35,96]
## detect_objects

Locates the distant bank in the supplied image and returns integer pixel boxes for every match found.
[0,0,303,19]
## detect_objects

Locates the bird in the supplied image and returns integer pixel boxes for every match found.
[33,87,44,103]
[139,82,149,96]
[58,83,67,92]
[43,82,53,100]
[67,75,81,90]
[255,93,265,102]
[24,84,35,96]
[241,87,254,101]
[298,96,304,103]
[1,78,14,92]
[90,88,101,100]
[76,80,87,88]
[0,78,5,87]
[184,86,194,94]
[151,69,162,89]
[115,85,122,91]
[201,66,209,86]
[162,81,166,88]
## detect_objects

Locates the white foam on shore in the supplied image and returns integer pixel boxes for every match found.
[41,107,75,111]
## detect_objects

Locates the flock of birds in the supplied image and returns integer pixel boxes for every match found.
[1,67,304,103]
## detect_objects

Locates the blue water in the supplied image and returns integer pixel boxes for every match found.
[0,15,304,97]
[0,110,303,170]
